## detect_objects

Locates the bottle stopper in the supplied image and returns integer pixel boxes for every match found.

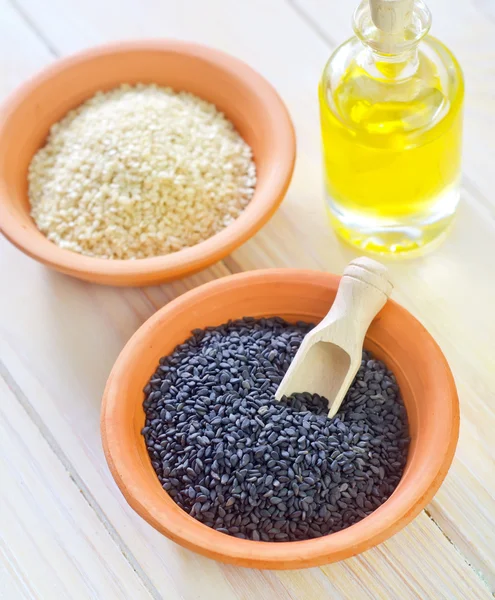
[369,0,414,33]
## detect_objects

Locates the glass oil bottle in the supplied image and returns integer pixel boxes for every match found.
[319,0,464,254]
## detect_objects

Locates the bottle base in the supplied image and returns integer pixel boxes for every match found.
[326,188,459,256]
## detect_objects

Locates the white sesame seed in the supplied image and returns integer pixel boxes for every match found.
[29,83,256,260]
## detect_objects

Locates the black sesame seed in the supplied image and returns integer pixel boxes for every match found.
[142,317,409,542]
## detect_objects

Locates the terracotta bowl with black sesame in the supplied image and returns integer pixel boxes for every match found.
[0,41,295,286]
[101,269,459,569]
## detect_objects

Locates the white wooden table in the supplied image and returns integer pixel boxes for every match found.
[1,1,494,598]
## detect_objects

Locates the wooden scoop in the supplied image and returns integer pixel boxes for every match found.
[275,257,393,418]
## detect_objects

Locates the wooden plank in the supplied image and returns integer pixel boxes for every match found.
[0,252,245,600]
[1,341,491,600]
[1,0,493,596]
[285,0,495,584]
[0,375,153,599]
[0,2,241,598]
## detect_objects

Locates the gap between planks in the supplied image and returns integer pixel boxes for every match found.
[0,258,237,598]
[8,0,60,57]
[285,0,495,591]
[423,509,492,592]
[0,359,163,600]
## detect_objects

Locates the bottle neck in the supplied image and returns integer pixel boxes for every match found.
[359,45,420,81]
[353,0,431,79]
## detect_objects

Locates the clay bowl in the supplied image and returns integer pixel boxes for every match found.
[0,41,295,286]
[101,269,459,569]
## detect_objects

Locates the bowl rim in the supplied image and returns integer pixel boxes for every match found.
[0,40,295,284]
[101,269,459,568]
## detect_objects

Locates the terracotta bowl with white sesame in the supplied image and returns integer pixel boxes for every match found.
[0,41,295,286]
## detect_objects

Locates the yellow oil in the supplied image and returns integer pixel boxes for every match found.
[319,46,464,254]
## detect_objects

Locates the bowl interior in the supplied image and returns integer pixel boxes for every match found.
[0,42,294,284]
[102,270,458,568]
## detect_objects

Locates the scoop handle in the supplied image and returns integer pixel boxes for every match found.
[319,257,393,350]
[321,258,393,418]
[343,256,393,297]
